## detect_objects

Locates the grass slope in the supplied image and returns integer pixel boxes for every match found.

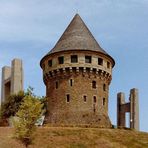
[0,127,148,148]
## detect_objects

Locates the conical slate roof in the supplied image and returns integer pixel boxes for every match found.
[48,14,108,55]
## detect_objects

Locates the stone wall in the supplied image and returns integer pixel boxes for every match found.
[41,50,113,127]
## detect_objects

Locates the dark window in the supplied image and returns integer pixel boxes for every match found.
[103,84,106,91]
[92,81,96,89]
[83,95,87,102]
[93,96,96,103]
[70,79,73,86]
[66,94,70,103]
[107,62,110,68]
[103,98,106,106]
[98,58,103,65]
[56,81,58,89]
[71,55,78,63]
[58,56,64,64]
[85,56,91,63]
[48,60,52,67]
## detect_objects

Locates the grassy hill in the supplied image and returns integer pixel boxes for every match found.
[0,127,148,148]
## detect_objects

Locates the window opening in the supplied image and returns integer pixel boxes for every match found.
[71,55,78,63]
[66,94,70,102]
[98,58,103,65]
[92,81,96,89]
[58,56,64,64]
[85,56,92,63]
[48,60,52,67]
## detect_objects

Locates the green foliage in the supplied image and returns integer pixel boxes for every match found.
[1,91,25,118]
[0,86,47,119]
[14,94,43,147]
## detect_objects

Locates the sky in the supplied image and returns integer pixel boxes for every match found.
[0,0,148,132]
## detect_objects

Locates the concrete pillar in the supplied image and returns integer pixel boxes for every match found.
[117,92,125,128]
[1,66,11,104]
[11,59,23,94]
[0,59,23,106]
[130,88,139,130]
[117,88,139,131]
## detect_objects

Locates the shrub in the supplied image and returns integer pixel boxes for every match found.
[14,94,43,147]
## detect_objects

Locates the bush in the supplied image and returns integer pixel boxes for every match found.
[0,91,25,118]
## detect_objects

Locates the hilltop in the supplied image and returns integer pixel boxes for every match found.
[0,127,148,148]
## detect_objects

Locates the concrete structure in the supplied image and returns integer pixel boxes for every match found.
[0,59,23,105]
[117,88,139,130]
[40,14,115,127]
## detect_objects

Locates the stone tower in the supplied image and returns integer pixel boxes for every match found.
[117,88,139,130]
[1,59,23,105]
[40,14,115,127]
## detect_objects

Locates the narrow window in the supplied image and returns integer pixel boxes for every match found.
[58,56,64,64]
[48,60,52,67]
[103,98,106,106]
[83,95,87,102]
[107,62,110,68]
[55,81,58,89]
[93,96,97,103]
[103,84,106,91]
[92,81,96,89]
[98,58,103,65]
[70,79,73,86]
[85,56,91,63]
[71,55,78,63]
[66,94,70,103]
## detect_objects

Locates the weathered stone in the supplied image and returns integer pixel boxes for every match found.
[40,14,115,127]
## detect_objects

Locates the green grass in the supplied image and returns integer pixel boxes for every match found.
[0,127,148,148]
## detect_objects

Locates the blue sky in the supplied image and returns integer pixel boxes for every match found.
[0,0,148,132]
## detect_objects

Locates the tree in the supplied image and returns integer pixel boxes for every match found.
[14,94,43,147]
[0,91,25,118]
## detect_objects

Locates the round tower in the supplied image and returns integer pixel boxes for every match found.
[40,14,115,127]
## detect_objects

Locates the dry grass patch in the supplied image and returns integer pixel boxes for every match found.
[0,127,148,148]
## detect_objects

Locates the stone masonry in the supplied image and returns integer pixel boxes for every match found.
[0,58,23,106]
[117,88,139,130]
[40,14,115,127]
